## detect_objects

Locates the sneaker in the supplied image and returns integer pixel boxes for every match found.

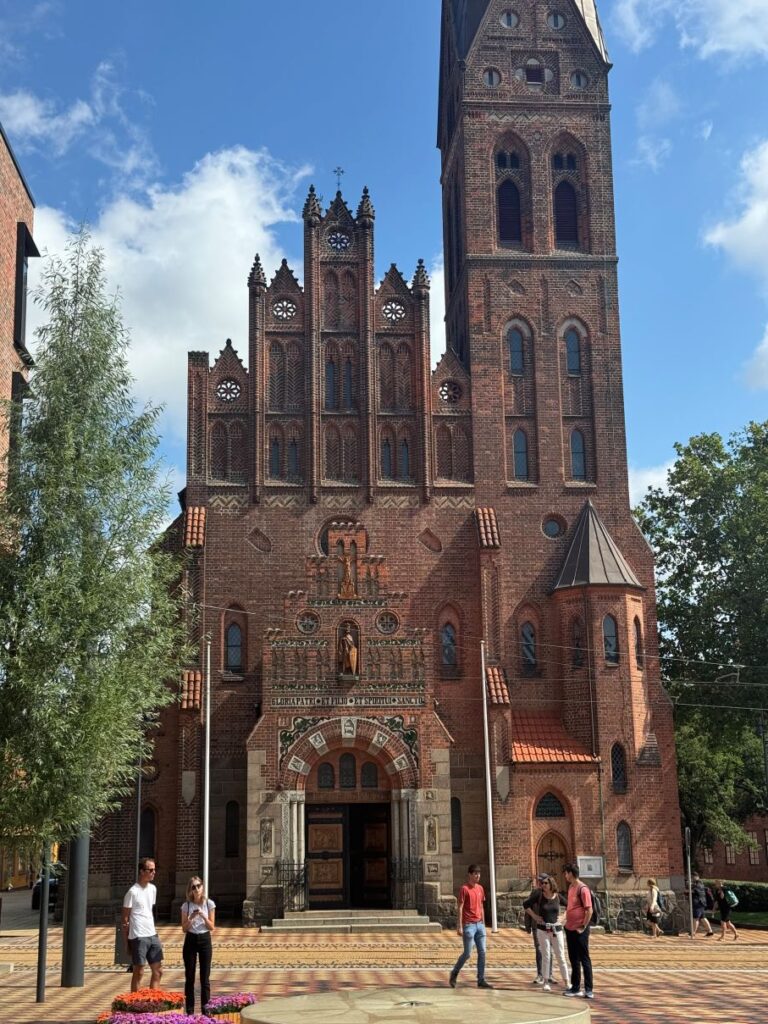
[563,989,581,997]
[584,991,594,1000]
[449,973,457,989]
[705,931,714,937]
[542,984,551,992]
[477,980,494,989]
[548,978,557,985]
[533,975,544,985]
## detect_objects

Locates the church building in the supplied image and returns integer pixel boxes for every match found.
[90,0,683,922]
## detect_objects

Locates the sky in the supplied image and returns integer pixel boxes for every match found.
[2,0,768,506]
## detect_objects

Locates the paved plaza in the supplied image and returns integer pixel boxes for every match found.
[0,891,765,1024]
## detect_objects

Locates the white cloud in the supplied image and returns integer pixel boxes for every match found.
[0,61,157,186]
[742,323,768,390]
[697,119,714,141]
[613,0,768,60]
[428,255,445,367]
[28,146,310,447]
[629,461,673,505]
[636,79,681,130]
[632,135,672,172]
[705,139,768,287]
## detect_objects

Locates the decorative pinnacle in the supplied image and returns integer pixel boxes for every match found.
[356,186,375,222]
[248,254,266,289]
[302,184,323,223]
[412,258,430,291]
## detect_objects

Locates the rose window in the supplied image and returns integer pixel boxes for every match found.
[439,380,462,404]
[216,379,241,402]
[328,231,351,252]
[382,300,406,323]
[376,612,399,635]
[272,298,297,321]
[297,612,320,635]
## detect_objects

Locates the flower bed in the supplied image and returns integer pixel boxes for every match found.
[204,993,258,1021]
[110,989,185,1015]
[96,1014,217,1024]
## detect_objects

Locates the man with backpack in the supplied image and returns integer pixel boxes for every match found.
[523,873,553,986]
[691,873,714,936]
[562,863,594,1000]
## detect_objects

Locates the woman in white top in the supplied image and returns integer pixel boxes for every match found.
[644,877,662,938]
[181,875,216,1014]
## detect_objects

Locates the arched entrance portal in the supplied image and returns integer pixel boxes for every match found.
[305,750,391,908]
[536,831,569,890]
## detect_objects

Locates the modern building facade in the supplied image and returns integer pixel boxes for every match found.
[90,0,683,921]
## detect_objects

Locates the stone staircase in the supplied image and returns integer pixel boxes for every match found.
[261,908,442,934]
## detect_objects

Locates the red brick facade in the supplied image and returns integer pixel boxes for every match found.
[91,1,683,920]
[700,814,768,884]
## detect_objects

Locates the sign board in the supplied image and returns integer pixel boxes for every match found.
[577,856,604,879]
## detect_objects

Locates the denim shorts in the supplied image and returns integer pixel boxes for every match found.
[130,934,163,965]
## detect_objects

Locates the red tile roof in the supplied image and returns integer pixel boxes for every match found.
[486,665,510,705]
[181,670,202,711]
[475,506,501,548]
[510,711,596,764]
[184,506,206,548]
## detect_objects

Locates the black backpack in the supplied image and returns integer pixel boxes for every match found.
[578,884,602,926]
[705,887,715,911]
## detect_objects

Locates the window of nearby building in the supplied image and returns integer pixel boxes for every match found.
[318,763,335,789]
[225,801,239,858]
[603,615,619,664]
[748,832,759,865]
[521,621,537,674]
[617,821,633,870]
[340,753,356,789]
[703,846,714,864]
[513,429,529,480]
[611,743,627,793]
[498,180,522,244]
[361,762,379,789]
[570,70,588,90]
[508,327,524,375]
[570,429,586,481]
[225,622,243,672]
[535,793,565,818]
[725,842,736,865]
[451,797,463,852]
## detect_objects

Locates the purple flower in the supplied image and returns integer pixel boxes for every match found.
[100,1014,218,1024]
[204,993,258,1014]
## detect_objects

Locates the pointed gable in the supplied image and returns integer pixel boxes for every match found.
[267,258,303,295]
[324,190,356,230]
[211,337,246,375]
[553,500,643,591]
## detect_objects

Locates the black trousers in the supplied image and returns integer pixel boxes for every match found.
[183,931,212,1013]
[565,926,593,993]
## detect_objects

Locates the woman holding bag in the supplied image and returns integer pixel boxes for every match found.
[181,875,216,1015]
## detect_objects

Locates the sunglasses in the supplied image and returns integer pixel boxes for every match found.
[191,883,203,890]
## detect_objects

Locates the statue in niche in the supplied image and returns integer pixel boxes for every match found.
[338,554,356,599]
[338,622,360,676]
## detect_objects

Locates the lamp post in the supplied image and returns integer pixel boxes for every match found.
[479,641,498,932]
[202,637,211,892]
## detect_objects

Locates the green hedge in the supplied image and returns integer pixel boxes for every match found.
[704,879,768,912]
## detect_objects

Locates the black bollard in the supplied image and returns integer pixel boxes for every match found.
[35,846,50,1003]
[61,830,90,987]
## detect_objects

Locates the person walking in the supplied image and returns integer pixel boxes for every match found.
[714,881,738,941]
[644,878,663,938]
[525,875,569,992]
[181,875,216,1015]
[121,858,163,993]
[691,873,714,937]
[449,864,493,989]
[523,873,552,985]
[562,863,593,1000]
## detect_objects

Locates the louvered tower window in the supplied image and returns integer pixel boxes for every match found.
[498,179,522,244]
[554,181,579,244]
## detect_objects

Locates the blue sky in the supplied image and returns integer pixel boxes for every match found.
[2,0,768,504]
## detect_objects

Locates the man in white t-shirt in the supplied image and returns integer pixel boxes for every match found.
[122,858,164,991]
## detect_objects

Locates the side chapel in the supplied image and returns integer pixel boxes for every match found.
[89,0,683,920]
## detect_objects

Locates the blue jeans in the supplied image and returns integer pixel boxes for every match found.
[451,921,487,982]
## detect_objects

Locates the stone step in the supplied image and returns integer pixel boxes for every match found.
[283,908,420,920]
[261,920,442,934]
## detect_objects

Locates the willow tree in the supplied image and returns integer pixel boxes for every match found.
[0,229,189,849]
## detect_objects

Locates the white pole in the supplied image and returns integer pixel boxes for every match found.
[685,827,694,939]
[203,637,211,892]
[480,640,498,932]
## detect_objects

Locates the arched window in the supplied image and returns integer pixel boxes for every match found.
[139,807,156,860]
[399,439,410,480]
[225,800,239,858]
[617,821,633,870]
[603,614,619,664]
[451,797,463,852]
[225,622,243,672]
[565,329,581,374]
[554,180,578,244]
[454,427,471,481]
[287,438,300,479]
[572,617,585,668]
[521,621,537,674]
[381,438,393,479]
[513,429,529,481]
[361,762,379,788]
[570,429,586,481]
[498,179,522,244]
[325,357,338,410]
[440,622,457,668]
[269,437,281,479]
[343,357,354,408]
[611,743,627,794]
[339,753,356,789]
[496,149,520,170]
[634,617,644,668]
[508,327,524,375]
[318,763,335,789]
[535,793,566,818]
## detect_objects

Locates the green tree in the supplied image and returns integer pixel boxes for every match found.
[0,230,189,849]
[635,423,768,854]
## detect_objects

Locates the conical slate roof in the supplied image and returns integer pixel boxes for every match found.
[553,500,642,591]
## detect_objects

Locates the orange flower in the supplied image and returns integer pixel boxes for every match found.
[111,988,184,1013]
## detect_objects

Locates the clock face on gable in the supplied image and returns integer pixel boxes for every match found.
[327,230,351,253]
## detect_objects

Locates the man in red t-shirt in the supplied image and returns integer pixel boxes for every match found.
[562,863,594,999]
[448,865,493,989]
